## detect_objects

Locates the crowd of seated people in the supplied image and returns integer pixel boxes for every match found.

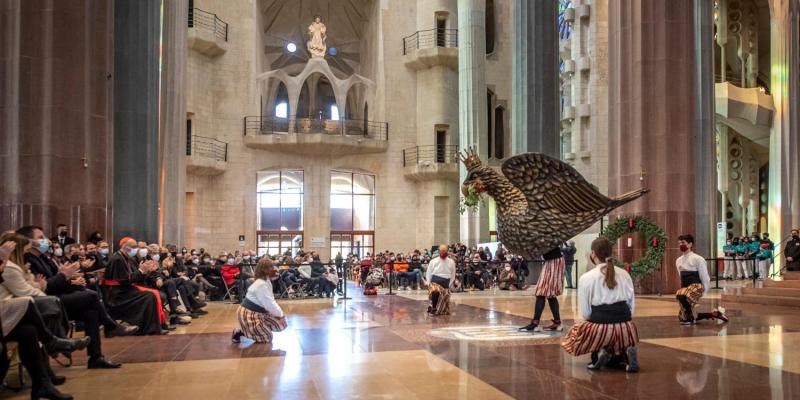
[348,243,532,292]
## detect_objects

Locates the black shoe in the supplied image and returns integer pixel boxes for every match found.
[231,329,244,344]
[105,324,139,338]
[189,312,201,319]
[193,300,208,308]
[88,356,122,369]
[588,348,611,370]
[625,347,639,373]
[32,378,73,400]
[45,337,90,355]
[193,309,209,315]
[518,320,540,332]
[51,376,66,386]
[158,329,170,335]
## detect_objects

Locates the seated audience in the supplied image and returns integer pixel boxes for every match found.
[16,226,136,369]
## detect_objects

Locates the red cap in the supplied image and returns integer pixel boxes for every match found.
[119,237,134,247]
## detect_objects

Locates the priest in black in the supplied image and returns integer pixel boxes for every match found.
[785,229,800,272]
[103,238,166,335]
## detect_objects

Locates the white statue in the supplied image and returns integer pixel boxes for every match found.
[307,15,327,58]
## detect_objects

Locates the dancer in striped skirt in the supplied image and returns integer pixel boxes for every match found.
[232,258,287,343]
[675,234,729,325]
[426,244,455,316]
[520,247,565,332]
[562,237,639,372]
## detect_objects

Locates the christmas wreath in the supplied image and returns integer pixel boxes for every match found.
[601,215,667,281]
[458,184,485,214]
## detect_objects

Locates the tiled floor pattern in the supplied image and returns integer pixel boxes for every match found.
[1,282,799,399]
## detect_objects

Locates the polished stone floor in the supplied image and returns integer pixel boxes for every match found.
[2,281,799,399]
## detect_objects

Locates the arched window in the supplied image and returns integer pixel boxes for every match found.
[256,170,304,257]
[330,171,375,258]
[485,0,495,54]
[275,102,288,118]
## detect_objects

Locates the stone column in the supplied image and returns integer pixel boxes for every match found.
[608,0,696,294]
[694,0,717,256]
[511,0,559,157]
[458,0,489,245]
[0,0,114,238]
[768,0,800,249]
[113,0,161,244]
[159,0,188,246]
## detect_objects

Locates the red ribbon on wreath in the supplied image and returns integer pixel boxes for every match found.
[651,236,658,247]
[625,263,631,273]
[628,217,635,229]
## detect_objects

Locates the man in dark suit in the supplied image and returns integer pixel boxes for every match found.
[50,224,76,248]
[17,225,137,369]
[785,229,800,272]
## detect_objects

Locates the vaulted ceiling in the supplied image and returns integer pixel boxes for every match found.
[259,0,373,77]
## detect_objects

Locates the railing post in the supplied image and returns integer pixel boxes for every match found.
[402,149,406,167]
[416,146,419,164]
[416,32,419,50]
[224,143,228,161]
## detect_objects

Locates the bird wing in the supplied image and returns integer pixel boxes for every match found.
[501,153,610,213]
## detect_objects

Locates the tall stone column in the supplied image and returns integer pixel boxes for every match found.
[0,0,114,238]
[458,0,489,245]
[159,0,188,246]
[694,0,717,256]
[511,0,559,157]
[768,0,800,249]
[608,0,696,294]
[113,0,161,244]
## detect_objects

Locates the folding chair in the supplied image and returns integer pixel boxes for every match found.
[221,279,237,303]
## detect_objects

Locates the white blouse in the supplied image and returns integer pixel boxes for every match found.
[425,256,455,287]
[244,278,284,318]
[676,251,711,294]
[577,263,635,321]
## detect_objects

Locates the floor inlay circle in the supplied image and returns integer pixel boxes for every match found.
[428,325,562,341]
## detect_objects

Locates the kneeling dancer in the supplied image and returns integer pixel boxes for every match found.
[562,237,639,372]
[675,234,729,325]
[425,244,455,315]
[232,257,287,343]
[520,247,565,332]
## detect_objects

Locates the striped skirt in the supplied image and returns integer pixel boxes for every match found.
[428,283,451,315]
[236,306,287,343]
[561,321,639,356]
[534,257,565,298]
[676,283,704,322]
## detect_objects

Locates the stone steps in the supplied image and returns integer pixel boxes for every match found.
[721,293,800,308]
[741,287,800,297]
[764,279,800,288]
[784,271,800,280]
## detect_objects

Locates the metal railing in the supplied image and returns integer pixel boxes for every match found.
[402,28,458,55]
[243,116,389,141]
[188,7,228,41]
[187,134,228,161]
[402,145,458,166]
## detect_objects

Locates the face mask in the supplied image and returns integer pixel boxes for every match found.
[203,258,211,263]
[440,253,447,259]
[36,239,51,254]
[152,254,161,262]
[793,234,799,240]
[192,258,200,265]
[227,259,235,265]
[220,257,228,263]
[54,248,64,257]
[504,266,511,271]
[679,244,689,253]
[70,254,79,262]
[100,248,109,255]
[268,269,279,279]
[59,231,67,237]
[127,248,139,257]
[243,256,251,260]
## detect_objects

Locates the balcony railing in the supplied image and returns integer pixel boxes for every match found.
[188,8,228,41]
[243,116,389,141]
[402,145,459,167]
[402,28,458,55]
[186,134,228,161]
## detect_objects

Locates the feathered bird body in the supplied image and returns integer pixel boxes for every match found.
[460,150,648,260]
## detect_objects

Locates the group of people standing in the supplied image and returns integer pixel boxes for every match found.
[722,233,774,280]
